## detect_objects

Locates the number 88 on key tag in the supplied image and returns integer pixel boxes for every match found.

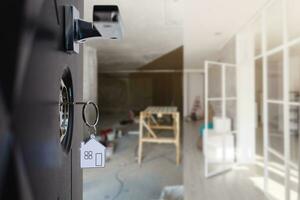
[80,101,106,168]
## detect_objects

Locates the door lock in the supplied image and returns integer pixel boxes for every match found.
[59,68,74,152]
[59,68,100,152]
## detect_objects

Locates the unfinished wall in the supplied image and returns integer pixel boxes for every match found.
[138,47,183,113]
[98,47,183,114]
[83,45,98,103]
[98,73,183,114]
[98,74,131,114]
[131,72,183,112]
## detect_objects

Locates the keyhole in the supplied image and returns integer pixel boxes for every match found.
[59,68,74,153]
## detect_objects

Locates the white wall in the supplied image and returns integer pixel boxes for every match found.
[236,27,256,164]
[218,38,236,64]
[184,73,205,117]
[83,45,98,103]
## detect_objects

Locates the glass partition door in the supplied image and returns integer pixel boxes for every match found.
[204,61,237,178]
[252,0,300,199]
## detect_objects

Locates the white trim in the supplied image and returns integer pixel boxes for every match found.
[253,35,300,61]
[268,148,300,171]
[282,0,290,198]
[265,44,285,57]
[262,9,269,197]
[205,61,236,67]
[204,61,209,177]
[267,35,300,57]
[222,64,226,118]
[289,102,300,106]
[254,54,263,60]
[208,97,237,101]
[288,37,300,49]
[268,147,284,161]
[184,69,205,73]
[268,99,285,104]
[207,98,222,101]
[226,97,238,100]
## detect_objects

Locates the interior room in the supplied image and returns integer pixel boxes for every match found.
[2,0,300,200]
[81,0,300,199]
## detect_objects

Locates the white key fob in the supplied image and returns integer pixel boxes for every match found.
[80,134,106,168]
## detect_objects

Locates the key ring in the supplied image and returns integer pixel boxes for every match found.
[60,101,100,135]
[82,101,99,129]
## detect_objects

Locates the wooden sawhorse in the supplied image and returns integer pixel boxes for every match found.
[138,106,180,166]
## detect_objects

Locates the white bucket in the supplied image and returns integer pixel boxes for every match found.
[213,117,231,132]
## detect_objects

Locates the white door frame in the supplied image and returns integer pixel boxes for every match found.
[248,0,300,199]
[204,60,237,178]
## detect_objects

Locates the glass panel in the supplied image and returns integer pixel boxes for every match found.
[287,0,300,41]
[255,59,264,158]
[289,106,300,164]
[289,44,300,103]
[206,130,234,177]
[267,152,285,200]
[255,59,263,125]
[268,51,284,100]
[268,103,284,154]
[208,65,222,98]
[253,18,262,56]
[266,0,283,50]
[226,100,237,131]
[225,66,236,97]
[289,105,299,200]
[208,101,222,118]
[207,134,234,171]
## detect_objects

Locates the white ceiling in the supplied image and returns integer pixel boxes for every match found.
[184,0,269,69]
[84,0,269,71]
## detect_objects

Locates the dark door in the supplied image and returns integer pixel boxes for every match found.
[0,0,83,199]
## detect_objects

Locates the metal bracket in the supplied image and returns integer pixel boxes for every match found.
[64,5,101,54]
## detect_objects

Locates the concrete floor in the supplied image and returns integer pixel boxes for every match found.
[83,134,182,200]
